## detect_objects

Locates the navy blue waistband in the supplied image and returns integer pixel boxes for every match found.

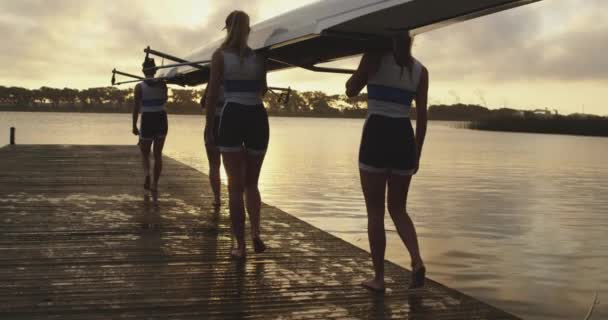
[142,98,167,107]
[224,80,262,93]
[368,84,415,105]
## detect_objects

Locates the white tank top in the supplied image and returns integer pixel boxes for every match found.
[140,81,167,113]
[367,53,423,118]
[222,51,264,106]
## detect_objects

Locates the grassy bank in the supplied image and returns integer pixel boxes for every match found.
[469,115,608,137]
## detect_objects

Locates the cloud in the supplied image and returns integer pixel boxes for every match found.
[0,0,261,88]
[415,0,608,82]
[0,0,607,92]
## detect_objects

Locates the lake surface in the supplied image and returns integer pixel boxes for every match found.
[1,112,607,320]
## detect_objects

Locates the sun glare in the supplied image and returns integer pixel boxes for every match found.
[146,0,212,28]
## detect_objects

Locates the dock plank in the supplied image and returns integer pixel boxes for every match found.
[0,145,520,319]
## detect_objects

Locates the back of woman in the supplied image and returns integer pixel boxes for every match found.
[222,51,265,106]
[218,49,268,155]
[367,52,423,119]
[346,33,429,292]
[360,51,424,176]
[204,10,269,260]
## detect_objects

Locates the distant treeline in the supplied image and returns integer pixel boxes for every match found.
[1,85,603,127]
[0,85,370,117]
[470,114,608,137]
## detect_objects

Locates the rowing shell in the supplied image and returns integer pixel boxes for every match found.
[157,0,540,86]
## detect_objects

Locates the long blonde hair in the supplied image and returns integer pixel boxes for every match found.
[220,11,251,65]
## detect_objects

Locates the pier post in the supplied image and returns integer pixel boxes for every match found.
[10,127,15,145]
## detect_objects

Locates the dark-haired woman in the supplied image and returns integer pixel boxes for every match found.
[132,57,168,193]
[205,11,269,259]
[346,33,429,292]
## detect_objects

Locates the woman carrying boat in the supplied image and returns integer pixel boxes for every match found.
[132,57,169,193]
[205,10,269,259]
[346,32,429,291]
[200,86,225,208]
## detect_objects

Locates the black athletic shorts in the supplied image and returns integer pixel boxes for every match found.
[218,102,269,154]
[140,111,168,141]
[359,114,417,176]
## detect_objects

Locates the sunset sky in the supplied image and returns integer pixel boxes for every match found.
[1,0,607,115]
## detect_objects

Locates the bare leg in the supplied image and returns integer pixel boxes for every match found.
[139,140,153,190]
[360,170,388,292]
[205,143,222,206]
[244,152,266,252]
[386,174,423,267]
[222,150,246,258]
[151,137,166,191]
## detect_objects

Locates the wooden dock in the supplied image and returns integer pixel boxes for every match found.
[0,145,520,319]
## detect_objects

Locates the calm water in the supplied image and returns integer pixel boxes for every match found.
[1,112,607,320]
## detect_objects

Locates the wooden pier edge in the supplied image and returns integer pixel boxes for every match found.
[0,145,521,320]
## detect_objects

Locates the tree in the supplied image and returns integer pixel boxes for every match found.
[60,88,78,106]
[302,91,332,114]
[40,87,61,107]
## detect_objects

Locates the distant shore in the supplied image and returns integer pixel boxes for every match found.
[469,115,608,137]
[4,85,606,127]
[4,107,608,138]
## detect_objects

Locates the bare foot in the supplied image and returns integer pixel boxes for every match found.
[252,237,266,253]
[230,247,246,260]
[144,176,151,190]
[362,279,385,292]
[213,197,221,208]
[409,264,426,289]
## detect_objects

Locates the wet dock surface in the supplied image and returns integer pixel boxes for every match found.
[0,145,520,319]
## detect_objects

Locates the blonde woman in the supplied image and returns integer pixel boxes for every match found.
[205,11,269,259]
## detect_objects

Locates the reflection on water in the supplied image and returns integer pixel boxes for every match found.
[1,112,607,320]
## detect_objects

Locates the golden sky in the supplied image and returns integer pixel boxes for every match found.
[1,0,607,115]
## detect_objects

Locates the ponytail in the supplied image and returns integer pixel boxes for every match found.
[220,11,251,65]
[393,33,414,79]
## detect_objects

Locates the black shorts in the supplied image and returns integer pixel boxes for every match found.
[359,114,417,176]
[204,115,221,146]
[218,102,269,154]
[140,111,168,141]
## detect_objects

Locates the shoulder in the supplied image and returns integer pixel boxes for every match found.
[134,83,142,99]
[212,49,225,61]
[420,64,429,80]
[254,50,267,64]
[417,62,429,89]
[363,50,384,62]
[359,50,385,76]
[414,58,427,71]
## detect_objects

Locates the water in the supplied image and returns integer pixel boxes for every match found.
[1,112,607,320]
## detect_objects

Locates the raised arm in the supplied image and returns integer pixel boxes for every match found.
[345,52,380,98]
[162,82,169,102]
[414,66,429,165]
[204,50,224,143]
[200,87,208,110]
[132,83,141,136]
